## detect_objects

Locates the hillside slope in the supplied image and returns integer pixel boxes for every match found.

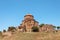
[1,31,60,40]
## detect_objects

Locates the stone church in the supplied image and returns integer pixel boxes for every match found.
[18,14,39,32]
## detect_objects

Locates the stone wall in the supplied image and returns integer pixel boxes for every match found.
[18,14,39,32]
[17,14,54,32]
[39,24,54,32]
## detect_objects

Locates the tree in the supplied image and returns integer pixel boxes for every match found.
[0,31,2,36]
[57,26,60,30]
[53,26,56,28]
[32,26,39,32]
[8,26,16,32]
[39,24,44,27]
[53,26,56,29]
[3,30,6,32]
[0,31,2,33]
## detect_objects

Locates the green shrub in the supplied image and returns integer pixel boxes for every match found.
[8,26,16,32]
[39,24,44,27]
[57,26,60,30]
[3,30,6,32]
[32,26,39,32]
[0,31,2,36]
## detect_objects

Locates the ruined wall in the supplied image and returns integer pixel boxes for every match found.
[39,24,54,32]
[18,14,39,32]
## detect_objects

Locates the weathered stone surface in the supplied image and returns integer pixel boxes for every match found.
[17,14,54,32]
[39,24,54,32]
[18,14,39,32]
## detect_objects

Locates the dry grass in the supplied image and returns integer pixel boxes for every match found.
[1,31,60,40]
[0,34,2,40]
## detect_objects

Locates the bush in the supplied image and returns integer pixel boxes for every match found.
[0,31,2,36]
[39,24,44,27]
[57,26,60,30]
[0,31,2,33]
[8,26,16,32]
[3,30,6,32]
[32,26,39,32]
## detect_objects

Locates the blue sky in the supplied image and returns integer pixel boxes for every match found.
[0,0,60,31]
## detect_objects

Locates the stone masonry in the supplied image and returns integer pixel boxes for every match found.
[18,14,39,32]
